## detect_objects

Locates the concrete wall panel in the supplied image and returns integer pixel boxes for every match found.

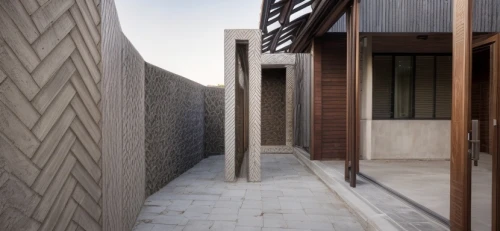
[145,63,205,196]
[102,0,145,230]
[371,120,450,160]
[330,0,500,32]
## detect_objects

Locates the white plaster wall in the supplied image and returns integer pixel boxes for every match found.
[370,120,451,160]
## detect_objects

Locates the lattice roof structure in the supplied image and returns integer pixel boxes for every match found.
[259,0,351,53]
[259,0,314,53]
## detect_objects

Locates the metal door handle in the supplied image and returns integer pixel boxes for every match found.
[468,120,480,166]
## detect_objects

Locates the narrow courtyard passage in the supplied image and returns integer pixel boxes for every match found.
[133,155,365,231]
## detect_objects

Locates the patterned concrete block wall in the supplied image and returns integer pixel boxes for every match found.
[0,0,110,230]
[101,0,145,230]
[145,63,205,196]
[204,87,225,155]
[262,68,287,145]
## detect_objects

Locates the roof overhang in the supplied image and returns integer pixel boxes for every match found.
[259,0,352,53]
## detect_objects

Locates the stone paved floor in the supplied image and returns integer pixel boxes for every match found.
[133,154,366,231]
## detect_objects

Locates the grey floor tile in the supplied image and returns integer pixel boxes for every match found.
[135,155,365,231]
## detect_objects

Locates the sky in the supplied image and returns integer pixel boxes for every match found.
[114,0,262,86]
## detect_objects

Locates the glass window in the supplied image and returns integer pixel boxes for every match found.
[372,54,452,119]
[393,56,414,118]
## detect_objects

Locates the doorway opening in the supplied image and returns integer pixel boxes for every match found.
[261,68,287,146]
[471,45,493,231]
[355,39,496,231]
[235,42,249,178]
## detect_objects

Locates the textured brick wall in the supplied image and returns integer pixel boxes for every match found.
[262,68,287,145]
[204,87,225,155]
[145,63,205,196]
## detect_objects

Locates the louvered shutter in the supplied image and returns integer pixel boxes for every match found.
[372,56,393,119]
[414,56,435,118]
[435,56,452,118]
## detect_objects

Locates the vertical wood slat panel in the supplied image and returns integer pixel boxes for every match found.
[320,35,346,160]
[328,0,498,33]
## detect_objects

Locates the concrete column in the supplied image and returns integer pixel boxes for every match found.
[360,36,373,160]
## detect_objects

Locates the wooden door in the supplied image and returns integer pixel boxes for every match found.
[452,33,499,231]
[472,34,500,231]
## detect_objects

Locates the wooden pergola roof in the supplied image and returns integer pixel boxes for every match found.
[259,0,351,53]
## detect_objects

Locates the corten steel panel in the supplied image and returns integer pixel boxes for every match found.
[224,30,261,182]
[330,0,500,33]
[260,53,296,154]
[144,63,205,196]
[102,0,146,230]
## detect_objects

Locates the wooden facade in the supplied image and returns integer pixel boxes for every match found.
[311,35,347,160]
[311,33,454,160]
[260,0,500,228]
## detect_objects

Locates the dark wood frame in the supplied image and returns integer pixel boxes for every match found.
[345,0,360,187]
[472,34,500,231]
[450,0,473,229]
[311,37,322,161]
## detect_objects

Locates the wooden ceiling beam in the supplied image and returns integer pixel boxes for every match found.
[279,0,293,24]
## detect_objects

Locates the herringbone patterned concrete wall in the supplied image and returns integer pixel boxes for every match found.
[0,0,105,230]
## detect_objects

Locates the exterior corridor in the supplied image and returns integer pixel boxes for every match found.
[133,155,365,231]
